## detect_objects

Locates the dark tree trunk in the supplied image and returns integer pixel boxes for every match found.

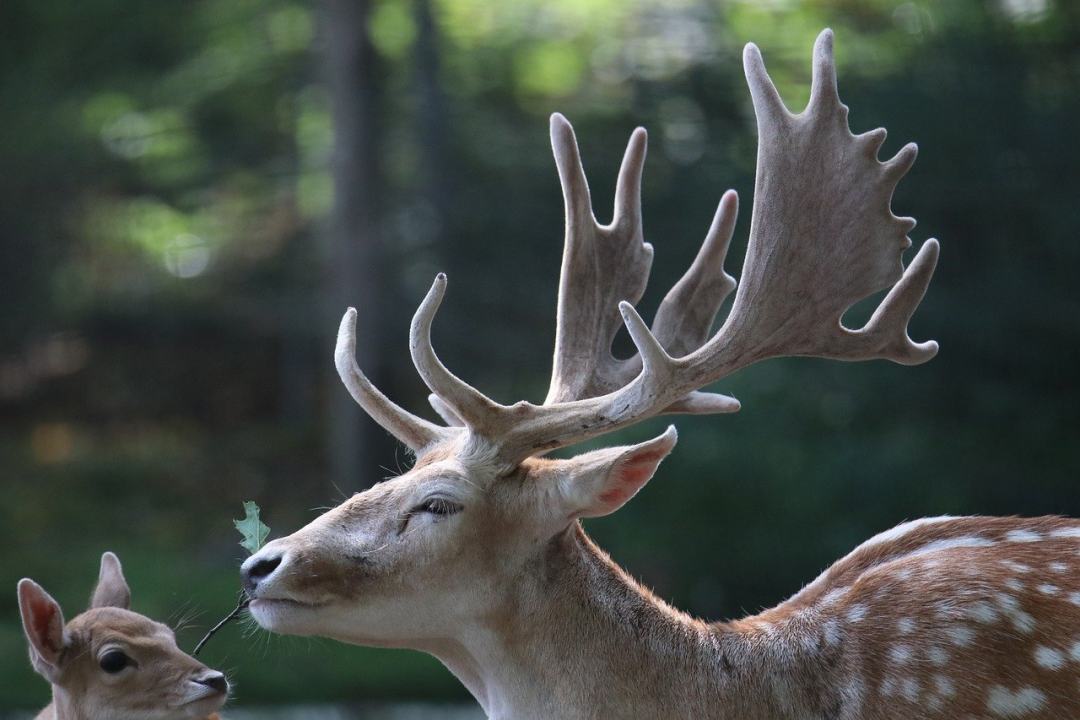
[321,0,380,491]
[414,0,449,236]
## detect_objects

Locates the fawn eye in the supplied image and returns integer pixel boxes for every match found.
[99,650,130,674]
[416,498,462,516]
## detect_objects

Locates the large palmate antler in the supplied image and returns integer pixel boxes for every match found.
[336,29,939,462]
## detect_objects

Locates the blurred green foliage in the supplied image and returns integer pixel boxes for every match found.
[1,0,1078,709]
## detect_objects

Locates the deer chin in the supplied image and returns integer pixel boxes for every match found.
[176,693,227,718]
[247,595,327,635]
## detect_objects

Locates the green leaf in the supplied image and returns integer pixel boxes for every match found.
[234,501,270,555]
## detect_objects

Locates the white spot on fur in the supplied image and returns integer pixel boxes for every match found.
[843,676,865,713]
[967,601,999,624]
[1005,577,1024,592]
[1069,640,1080,662]
[927,646,949,667]
[1002,560,1032,573]
[1049,562,1068,573]
[889,644,912,664]
[897,617,915,635]
[1049,527,1080,539]
[908,536,996,561]
[986,685,1046,716]
[990,592,1036,634]
[1012,611,1036,634]
[934,674,956,698]
[1036,584,1059,596]
[1005,529,1042,543]
[846,604,868,623]
[947,626,975,647]
[880,676,897,697]
[823,619,841,647]
[995,593,1020,613]
[863,517,957,549]
[822,586,849,606]
[1070,592,1080,607]
[900,677,920,702]
[1034,645,1064,670]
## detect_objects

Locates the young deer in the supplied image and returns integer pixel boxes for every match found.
[18,552,229,720]
[241,31,1080,719]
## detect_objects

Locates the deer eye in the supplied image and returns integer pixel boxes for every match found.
[414,498,462,516]
[99,649,131,674]
[399,497,463,533]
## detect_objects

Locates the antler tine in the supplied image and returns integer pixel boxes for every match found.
[652,190,739,358]
[618,301,674,375]
[409,274,504,435]
[613,126,647,230]
[809,29,840,110]
[335,308,450,451]
[428,393,465,426]
[743,42,790,126]
[551,113,596,230]
[837,238,940,365]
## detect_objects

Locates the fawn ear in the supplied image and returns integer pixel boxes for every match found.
[18,578,67,681]
[90,552,131,610]
[558,426,678,518]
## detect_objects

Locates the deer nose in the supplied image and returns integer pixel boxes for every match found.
[195,670,229,694]
[241,552,283,595]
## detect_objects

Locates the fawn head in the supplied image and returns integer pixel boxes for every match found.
[242,30,939,648]
[18,552,228,720]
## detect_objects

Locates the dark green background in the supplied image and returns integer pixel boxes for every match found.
[2,0,1078,709]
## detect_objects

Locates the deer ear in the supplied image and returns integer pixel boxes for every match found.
[90,552,131,610]
[558,426,678,518]
[18,578,67,681]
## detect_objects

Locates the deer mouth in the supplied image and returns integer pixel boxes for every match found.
[247,595,326,631]
[179,691,227,716]
[249,595,322,611]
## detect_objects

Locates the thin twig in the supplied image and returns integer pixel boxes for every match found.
[193,590,249,657]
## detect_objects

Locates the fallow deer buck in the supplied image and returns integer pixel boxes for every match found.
[242,31,1080,719]
[18,552,229,720]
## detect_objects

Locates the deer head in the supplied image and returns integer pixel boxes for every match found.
[18,552,228,720]
[242,26,937,667]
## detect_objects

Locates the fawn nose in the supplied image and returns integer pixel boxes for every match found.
[195,670,229,694]
[242,552,283,595]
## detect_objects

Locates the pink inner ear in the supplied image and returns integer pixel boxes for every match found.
[30,598,60,653]
[597,449,666,506]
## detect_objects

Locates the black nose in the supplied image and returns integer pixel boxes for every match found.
[195,670,229,694]
[242,553,282,595]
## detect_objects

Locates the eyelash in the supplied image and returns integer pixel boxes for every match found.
[415,498,462,517]
[399,497,463,534]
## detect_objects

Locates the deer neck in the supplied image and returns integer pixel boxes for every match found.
[430,524,826,720]
[36,693,66,720]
